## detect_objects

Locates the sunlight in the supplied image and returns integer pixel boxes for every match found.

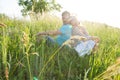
[57,0,120,28]
[0,0,120,28]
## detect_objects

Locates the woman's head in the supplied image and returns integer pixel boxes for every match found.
[69,16,80,27]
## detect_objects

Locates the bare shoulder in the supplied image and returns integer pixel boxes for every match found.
[79,26,86,30]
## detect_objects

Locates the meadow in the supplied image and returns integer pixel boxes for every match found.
[0,14,120,80]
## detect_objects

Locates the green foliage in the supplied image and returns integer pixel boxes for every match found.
[18,0,62,16]
[0,14,10,19]
[0,16,120,80]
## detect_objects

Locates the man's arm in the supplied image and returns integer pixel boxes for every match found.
[36,30,61,36]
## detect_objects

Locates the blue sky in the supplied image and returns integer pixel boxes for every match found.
[0,0,120,28]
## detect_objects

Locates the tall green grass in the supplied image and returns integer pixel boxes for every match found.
[0,15,120,80]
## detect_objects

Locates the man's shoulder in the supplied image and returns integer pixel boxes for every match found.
[62,24,72,28]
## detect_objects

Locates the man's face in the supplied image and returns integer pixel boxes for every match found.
[62,14,70,21]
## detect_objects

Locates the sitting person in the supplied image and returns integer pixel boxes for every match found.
[68,16,100,56]
[36,11,72,46]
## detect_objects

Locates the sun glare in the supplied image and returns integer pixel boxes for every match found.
[57,0,120,28]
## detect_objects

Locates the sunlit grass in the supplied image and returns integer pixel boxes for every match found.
[0,16,120,80]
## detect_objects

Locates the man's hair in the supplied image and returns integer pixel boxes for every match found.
[62,11,70,16]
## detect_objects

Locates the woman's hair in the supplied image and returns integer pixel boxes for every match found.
[69,16,80,26]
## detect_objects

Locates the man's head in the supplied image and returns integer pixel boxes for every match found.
[62,11,70,24]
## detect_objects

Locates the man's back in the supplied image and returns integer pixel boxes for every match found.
[56,24,72,45]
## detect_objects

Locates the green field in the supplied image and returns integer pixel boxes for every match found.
[0,15,120,80]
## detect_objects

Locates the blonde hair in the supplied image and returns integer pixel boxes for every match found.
[62,11,70,16]
[69,16,80,26]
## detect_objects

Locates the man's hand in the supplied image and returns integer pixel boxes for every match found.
[36,32,47,36]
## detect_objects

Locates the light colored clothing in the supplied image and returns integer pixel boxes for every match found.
[74,40,95,57]
[72,26,84,36]
[72,26,89,37]
[72,26,96,56]
[56,24,72,45]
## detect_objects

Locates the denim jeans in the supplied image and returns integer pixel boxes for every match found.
[45,36,57,46]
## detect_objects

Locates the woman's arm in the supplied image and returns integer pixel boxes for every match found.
[87,36,100,43]
[80,26,89,36]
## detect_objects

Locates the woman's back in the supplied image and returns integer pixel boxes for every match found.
[72,26,89,37]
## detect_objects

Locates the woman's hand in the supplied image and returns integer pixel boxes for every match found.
[70,35,87,41]
[91,36,100,43]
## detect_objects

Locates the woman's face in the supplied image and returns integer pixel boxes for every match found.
[70,20,76,26]
[70,19,79,27]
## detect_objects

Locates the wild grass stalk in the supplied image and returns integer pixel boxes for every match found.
[22,27,33,80]
[1,25,9,80]
[38,45,63,78]
[94,58,120,80]
[0,17,120,80]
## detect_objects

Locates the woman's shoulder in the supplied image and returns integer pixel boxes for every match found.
[79,26,86,30]
[79,25,84,28]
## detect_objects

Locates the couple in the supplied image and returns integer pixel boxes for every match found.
[36,11,100,56]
